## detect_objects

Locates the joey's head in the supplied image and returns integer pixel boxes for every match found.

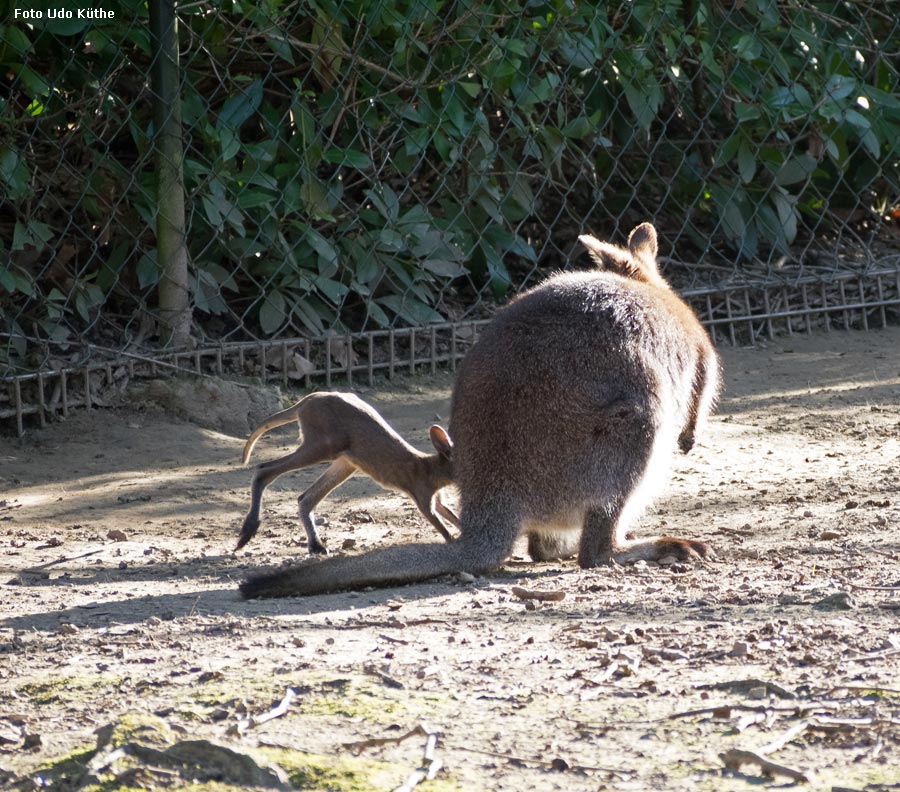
[428,424,455,485]
[578,222,668,290]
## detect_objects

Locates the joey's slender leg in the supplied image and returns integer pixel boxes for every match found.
[298,456,356,555]
[434,495,460,530]
[410,493,454,543]
[237,442,331,549]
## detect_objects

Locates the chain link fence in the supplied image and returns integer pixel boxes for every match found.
[2,0,900,433]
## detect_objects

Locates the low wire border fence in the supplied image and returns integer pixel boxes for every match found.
[4,263,900,438]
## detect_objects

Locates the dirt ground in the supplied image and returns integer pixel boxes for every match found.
[1,327,899,792]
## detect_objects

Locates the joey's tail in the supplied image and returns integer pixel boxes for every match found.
[241,399,308,464]
[240,539,490,599]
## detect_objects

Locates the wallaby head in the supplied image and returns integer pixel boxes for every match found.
[578,221,666,289]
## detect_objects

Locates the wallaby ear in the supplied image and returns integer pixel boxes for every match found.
[429,424,453,459]
[578,234,635,276]
[627,222,658,265]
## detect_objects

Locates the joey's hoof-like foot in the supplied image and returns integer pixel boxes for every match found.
[656,536,710,560]
[678,431,695,454]
[302,510,329,556]
[236,517,259,550]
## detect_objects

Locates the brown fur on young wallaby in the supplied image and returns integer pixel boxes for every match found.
[240,223,720,598]
[238,392,457,554]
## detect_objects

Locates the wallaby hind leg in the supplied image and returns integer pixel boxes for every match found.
[237,442,334,550]
[453,496,522,572]
[578,508,617,568]
[578,499,709,568]
[578,404,711,567]
[297,456,357,555]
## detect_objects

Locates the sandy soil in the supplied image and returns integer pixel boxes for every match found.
[1,327,899,791]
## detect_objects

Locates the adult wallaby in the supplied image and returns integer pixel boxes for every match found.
[240,223,720,598]
[238,392,458,554]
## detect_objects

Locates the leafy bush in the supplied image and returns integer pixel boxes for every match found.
[2,0,898,372]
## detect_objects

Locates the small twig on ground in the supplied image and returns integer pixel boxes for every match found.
[668,703,822,721]
[343,723,445,790]
[721,718,811,783]
[510,586,566,602]
[696,679,795,699]
[377,633,410,646]
[721,748,809,783]
[232,687,296,735]
[847,583,900,591]
[363,663,405,690]
[445,743,630,779]
[827,684,900,696]
[844,648,900,663]
[24,548,104,572]
[715,526,754,536]
[757,721,810,754]
[344,723,434,755]
[813,715,900,727]
[861,547,899,561]
[393,727,442,792]
[669,705,767,720]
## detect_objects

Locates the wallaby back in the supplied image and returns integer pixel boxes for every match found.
[242,392,424,468]
[241,223,719,598]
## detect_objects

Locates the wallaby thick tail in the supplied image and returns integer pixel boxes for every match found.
[241,399,308,465]
[240,540,486,599]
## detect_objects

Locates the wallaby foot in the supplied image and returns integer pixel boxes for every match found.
[527,531,578,561]
[611,536,710,565]
[298,506,329,556]
[677,429,695,454]
[576,500,709,567]
[236,514,259,551]
[296,457,356,556]
[654,536,710,559]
